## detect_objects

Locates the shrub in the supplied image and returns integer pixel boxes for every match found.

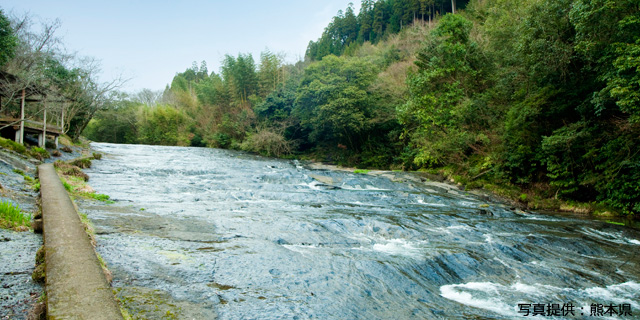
[61,146,73,153]
[92,152,102,160]
[71,158,92,169]
[29,147,51,160]
[240,129,292,157]
[51,150,62,157]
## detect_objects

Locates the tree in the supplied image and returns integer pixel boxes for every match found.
[400,13,489,166]
[63,56,128,140]
[83,100,140,144]
[294,55,377,149]
[258,50,284,97]
[137,104,191,146]
[570,0,640,123]
[0,9,17,67]
[133,88,162,106]
[222,53,258,106]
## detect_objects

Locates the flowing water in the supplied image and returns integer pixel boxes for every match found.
[79,143,640,319]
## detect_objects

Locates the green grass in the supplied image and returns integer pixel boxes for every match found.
[56,165,113,203]
[0,137,26,154]
[91,193,110,201]
[354,169,370,174]
[61,179,74,192]
[606,220,625,226]
[0,200,31,230]
[79,192,113,203]
[29,147,50,160]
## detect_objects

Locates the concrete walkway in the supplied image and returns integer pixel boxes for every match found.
[39,163,123,319]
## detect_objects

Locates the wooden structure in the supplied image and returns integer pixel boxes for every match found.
[0,118,61,148]
[0,71,65,148]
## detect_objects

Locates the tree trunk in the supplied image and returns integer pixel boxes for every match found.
[451,0,456,13]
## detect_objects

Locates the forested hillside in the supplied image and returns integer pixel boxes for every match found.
[85,0,640,216]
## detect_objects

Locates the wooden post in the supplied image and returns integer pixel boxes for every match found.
[19,89,25,145]
[43,99,47,148]
[60,103,65,134]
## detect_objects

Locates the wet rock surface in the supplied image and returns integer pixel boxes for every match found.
[0,229,42,319]
[82,143,640,319]
[0,150,42,320]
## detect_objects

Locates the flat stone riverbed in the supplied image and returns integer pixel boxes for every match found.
[79,143,640,319]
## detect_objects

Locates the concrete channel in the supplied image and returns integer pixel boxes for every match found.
[38,163,122,319]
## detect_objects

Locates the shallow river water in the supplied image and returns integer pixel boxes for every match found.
[79,143,640,319]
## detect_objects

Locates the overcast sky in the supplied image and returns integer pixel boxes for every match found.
[3,0,359,93]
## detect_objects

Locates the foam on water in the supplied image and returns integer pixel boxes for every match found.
[440,282,517,316]
[440,281,640,317]
[371,238,425,258]
[581,228,640,246]
[416,198,447,206]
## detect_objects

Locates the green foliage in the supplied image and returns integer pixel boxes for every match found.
[0,9,17,67]
[400,13,491,167]
[354,169,370,174]
[83,101,140,144]
[137,105,192,146]
[254,82,296,123]
[570,0,640,123]
[222,53,258,105]
[295,55,378,149]
[79,0,639,214]
[0,137,27,154]
[62,179,74,192]
[306,0,461,61]
[0,200,31,230]
[240,128,292,157]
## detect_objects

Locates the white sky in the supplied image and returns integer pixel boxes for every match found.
[2,1,360,93]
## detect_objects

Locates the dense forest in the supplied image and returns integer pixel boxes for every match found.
[82,0,639,216]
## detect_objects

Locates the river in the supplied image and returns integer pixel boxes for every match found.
[78,143,640,319]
